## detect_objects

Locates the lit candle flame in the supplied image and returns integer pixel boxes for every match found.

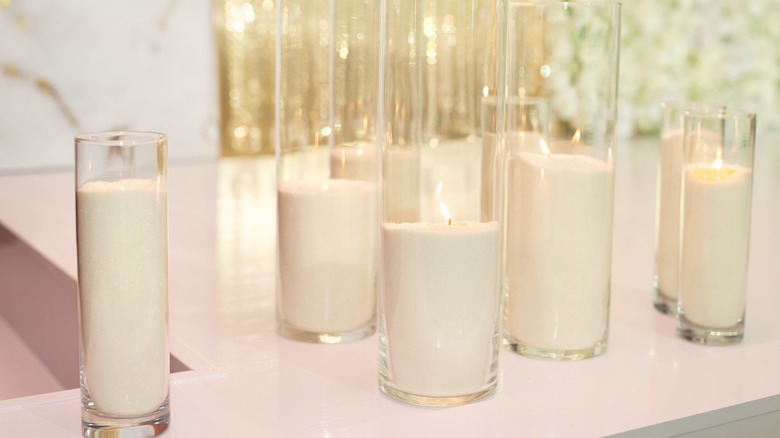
[440,202,452,225]
[713,149,723,170]
[572,129,581,144]
[539,138,551,156]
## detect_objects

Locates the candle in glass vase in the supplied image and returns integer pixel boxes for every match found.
[679,159,752,329]
[277,179,378,336]
[381,218,499,399]
[504,148,613,357]
[77,179,168,417]
[502,1,619,360]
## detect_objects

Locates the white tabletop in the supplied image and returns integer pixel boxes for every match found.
[0,137,779,437]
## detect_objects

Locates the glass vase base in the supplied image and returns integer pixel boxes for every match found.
[276,320,375,344]
[378,380,496,408]
[502,334,607,361]
[677,316,743,346]
[653,276,677,316]
[82,403,169,438]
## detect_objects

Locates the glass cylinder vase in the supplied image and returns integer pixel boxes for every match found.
[378,0,503,407]
[677,110,755,345]
[501,1,621,361]
[275,0,381,343]
[654,101,726,315]
[75,131,170,437]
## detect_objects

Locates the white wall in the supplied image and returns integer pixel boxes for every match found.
[0,1,219,172]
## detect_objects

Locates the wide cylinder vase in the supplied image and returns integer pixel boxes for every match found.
[677,110,755,346]
[275,0,381,343]
[501,1,621,361]
[75,131,170,437]
[378,0,503,407]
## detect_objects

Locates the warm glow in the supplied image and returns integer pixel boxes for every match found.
[539,138,551,156]
[435,180,444,197]
[713,149,723,170]
[692,155,737,181]
[572,129,581,144]
[440,202,452,225]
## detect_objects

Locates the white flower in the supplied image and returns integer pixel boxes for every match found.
[619,0,780,136]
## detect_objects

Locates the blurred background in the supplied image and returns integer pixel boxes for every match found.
[0,0,778,172]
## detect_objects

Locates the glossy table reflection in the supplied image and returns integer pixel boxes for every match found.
[1,137,779,436]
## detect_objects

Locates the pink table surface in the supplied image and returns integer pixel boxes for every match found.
[1,137,779,437]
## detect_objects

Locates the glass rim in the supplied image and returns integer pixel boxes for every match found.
[75,130,167,146]
[661,101,727,111]
[684,109,756,121]
[481,96,551,105]
[509,1,622,8]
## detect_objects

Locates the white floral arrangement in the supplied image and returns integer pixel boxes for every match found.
[618,0,780,137]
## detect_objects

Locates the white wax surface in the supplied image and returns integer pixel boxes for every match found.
[381,221,500,397]
[505,152,613,351]
[277,179,378,333]
[76,179,168,416]
[655,129,685,300]
[679,163,752,328]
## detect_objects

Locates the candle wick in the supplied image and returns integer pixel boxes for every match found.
[448,218,452,225]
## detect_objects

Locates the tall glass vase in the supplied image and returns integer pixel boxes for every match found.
[76,131,170,436]
[501,1,621,361]
[275,0,381,343]
[378,0,504,407]
[677,110,756,345]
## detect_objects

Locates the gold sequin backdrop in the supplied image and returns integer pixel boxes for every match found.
[214,0,276,156]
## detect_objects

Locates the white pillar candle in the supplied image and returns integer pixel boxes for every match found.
[679,162,752,328]
[382,221,499,397]
[505,152,613,352]
[77,179,168,417]
[277,179,378,333]
[655,129,685,302]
